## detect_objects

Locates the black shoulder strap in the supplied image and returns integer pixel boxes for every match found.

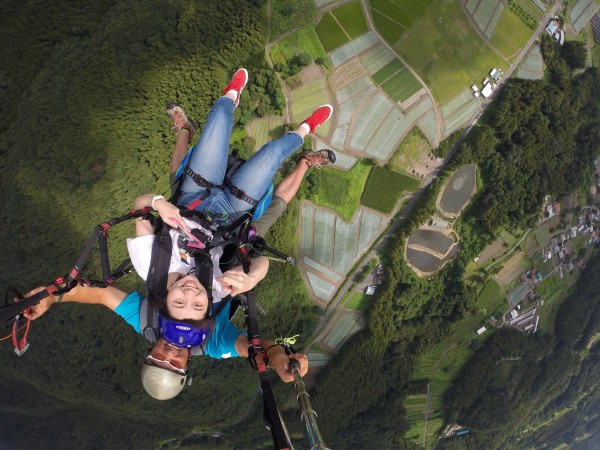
[146,219,172,298]
[194,250,214,316]
[140,297,160,342]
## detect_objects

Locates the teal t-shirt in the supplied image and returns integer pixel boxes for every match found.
[114,291,242,358]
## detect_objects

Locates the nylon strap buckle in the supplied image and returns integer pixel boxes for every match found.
[184,167,216,189]
[228,184,258,207]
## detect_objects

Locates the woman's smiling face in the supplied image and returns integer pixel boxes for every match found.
[166,274,209,321]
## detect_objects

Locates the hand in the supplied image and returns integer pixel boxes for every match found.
[269,352,309,382]
[154,199,190,233]
[20,287,56,320]
[217,267,259,297]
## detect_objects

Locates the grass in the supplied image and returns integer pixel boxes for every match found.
[592,44,600,67]
[346,292,370,311]
[361,166,420,213]
[490,9,533,60]
[315,12,349,52]
[478,278,505,312]
[270,26,329,69]
[393,0,507,104]
[500,230,518,246]
[310,159,372,221]
[331,0,368,39]
[387,127,433,172]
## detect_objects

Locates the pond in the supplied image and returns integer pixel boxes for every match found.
[407,244,460,274]
[439,164,476,215]
[407,229,454,255]
[406,248,443,273]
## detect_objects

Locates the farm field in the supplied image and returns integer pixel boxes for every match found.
[270,26,329,70]
[516,43,544,79]
[361,166,420,213]
[321,310,366,350]
[379,67,422,102]
[331,0,368,39]
[490,9,533,60]
[310,159,372,221]
[493,251,529,288]
[477,237,505,265]
[300,203,386,302]
[441,88,483,137]
[387,127,433,173]
[289,78,332,136]
[466,0,505,38]
[394,0,506,104]
[370,0,434,43]
[247,116,285,150]
[478,279,505,313]
[330,32,378,68]
[405,343,472,448]
[315,12,349,52]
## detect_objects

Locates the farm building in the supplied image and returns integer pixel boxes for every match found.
[546,21,558,35]
[481,83,494,98]
[593,14,600,43]
[489,68,503,81]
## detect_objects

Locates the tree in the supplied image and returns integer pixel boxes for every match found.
[561,40,587,70]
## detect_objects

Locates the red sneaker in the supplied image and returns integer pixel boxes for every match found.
[223,68,248,107]
[302,104,333,133]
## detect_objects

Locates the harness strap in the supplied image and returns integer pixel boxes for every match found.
[184,167,259,207]
[227,184,258,207]
[184,167,217,189]
[194,251,214,317]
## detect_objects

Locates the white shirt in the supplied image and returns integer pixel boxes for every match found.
[126,218,228,301]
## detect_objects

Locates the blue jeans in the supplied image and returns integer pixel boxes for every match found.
[179,96,303,222]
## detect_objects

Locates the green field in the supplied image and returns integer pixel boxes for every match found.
[248,116,285,150]
[405,343,472,448]
[311,159,372,221]
[331,0,368,38]
[593,44,600,67]
[315,12,349,52]
[270,26,329,69]
[371,0,418,29]
[393,0,506,104]
[478,278,505,312]
[387,127,432,172]
[361,166,420,213]
[346,292,370,310]
[371,9,405,43]
[372,59,405,84]
[490,9,533,60]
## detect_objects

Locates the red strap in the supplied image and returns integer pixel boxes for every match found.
[187,198,202,210]
[12,314,30,352]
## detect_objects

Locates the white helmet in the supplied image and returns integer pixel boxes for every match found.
[141,364,187,400]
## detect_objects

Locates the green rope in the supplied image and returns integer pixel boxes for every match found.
[275,335,299,347]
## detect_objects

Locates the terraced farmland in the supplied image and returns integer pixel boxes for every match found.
[299,204,386,303]
[289,78,332,136]
[247,116,285,150]
[330,32,378,67]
